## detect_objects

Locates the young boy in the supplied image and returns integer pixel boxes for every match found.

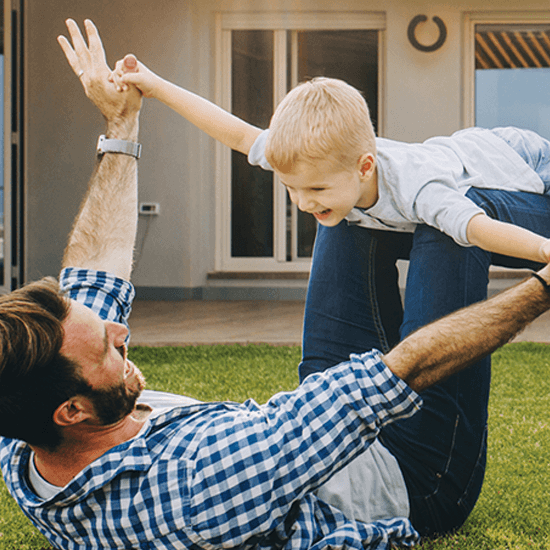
[111,55,550,264]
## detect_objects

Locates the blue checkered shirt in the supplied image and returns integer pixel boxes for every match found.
[0,268,422,549]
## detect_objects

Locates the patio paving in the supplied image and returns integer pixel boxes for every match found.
[127,298,550,347]
[128,300,306,346]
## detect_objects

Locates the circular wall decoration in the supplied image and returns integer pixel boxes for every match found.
[408,15,447,52]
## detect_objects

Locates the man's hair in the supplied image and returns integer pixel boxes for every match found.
[265,77,377,174]
[0,277,91,450]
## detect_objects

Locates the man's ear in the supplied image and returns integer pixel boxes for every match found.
[358,153,376,179]
[53,397,92,427]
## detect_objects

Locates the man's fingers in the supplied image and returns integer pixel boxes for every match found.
[58,19,93,79]
[58,18,111,86]
[64,19,89,60]
[84,19,108,66]
[56,18,143,118]
[56,34,79,73]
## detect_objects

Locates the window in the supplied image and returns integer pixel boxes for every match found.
[464,13,550,138]
[215,12,385,272]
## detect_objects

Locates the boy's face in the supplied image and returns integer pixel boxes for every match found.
[276,157,377,227]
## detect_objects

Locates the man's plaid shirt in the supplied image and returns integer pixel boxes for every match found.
[0,268,422,549]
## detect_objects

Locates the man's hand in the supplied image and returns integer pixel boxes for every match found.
[57,19,142,137]
[539,238,550,263]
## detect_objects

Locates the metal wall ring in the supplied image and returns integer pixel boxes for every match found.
[407,15,447,52]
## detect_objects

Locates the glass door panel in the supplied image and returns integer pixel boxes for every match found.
[225,24,380,267]
[294,30,379,258]
[231,30,274,257]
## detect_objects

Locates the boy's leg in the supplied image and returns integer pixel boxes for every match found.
[299,221,412,381]
[491,126,550,193]
[380,187,550,536]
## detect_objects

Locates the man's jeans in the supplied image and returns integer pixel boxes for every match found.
[300,187,550,536]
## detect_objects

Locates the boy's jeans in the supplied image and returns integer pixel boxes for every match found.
[300,187,550,536]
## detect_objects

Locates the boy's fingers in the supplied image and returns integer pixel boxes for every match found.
[110,69,125,92]
[112,56,139,91]
[123,54,138,72]
[113,58,125,74]
[120,72,138,84]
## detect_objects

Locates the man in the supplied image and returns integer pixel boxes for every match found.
[0,19,550,550]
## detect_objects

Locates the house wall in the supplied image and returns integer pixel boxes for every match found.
[23,0,550,297]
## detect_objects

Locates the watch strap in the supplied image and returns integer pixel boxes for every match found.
[97,135,142,159]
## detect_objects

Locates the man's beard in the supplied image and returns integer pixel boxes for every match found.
[88,368,147,426]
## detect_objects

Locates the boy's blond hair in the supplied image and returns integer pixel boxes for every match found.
[265,77,376,174]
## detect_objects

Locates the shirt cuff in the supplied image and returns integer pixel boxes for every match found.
[247,129,273,171]
[59,268,135,331]
[350,350,423,424]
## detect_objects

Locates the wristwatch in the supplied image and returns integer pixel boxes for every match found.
[97,135,142,159]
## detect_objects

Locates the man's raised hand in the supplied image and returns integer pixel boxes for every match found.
[57,19,142,130]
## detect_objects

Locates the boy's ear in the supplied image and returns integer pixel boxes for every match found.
[358,153,376,179]
[53,397,92,427]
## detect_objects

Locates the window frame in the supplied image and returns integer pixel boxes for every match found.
[2,0,13,293]
[214,11,386,272]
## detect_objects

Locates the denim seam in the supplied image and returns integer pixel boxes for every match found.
[422,413,460,501]
[456,423,488,508]
[367,236,391,353]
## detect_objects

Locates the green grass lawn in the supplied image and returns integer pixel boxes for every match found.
[0,342,548,549]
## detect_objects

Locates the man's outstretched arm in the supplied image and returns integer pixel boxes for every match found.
[57,19,142,280]
[384,264,550,392]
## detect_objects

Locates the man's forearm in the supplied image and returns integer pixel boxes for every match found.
[62,115,139,279]
[384,267,550,392]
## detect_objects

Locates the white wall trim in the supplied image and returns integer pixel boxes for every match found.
[219,11,386,31]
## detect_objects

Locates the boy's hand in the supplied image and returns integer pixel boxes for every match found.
[110,55,161,98]
[539,238,550,263]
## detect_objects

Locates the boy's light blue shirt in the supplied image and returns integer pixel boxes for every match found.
[249,127,544,246]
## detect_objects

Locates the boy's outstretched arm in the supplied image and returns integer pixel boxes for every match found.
[466,213,550,264]
[111,55,261,155]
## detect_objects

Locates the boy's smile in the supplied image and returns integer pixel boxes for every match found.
[276,156,378,227]
[313,209,334,222]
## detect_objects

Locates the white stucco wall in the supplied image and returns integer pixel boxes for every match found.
[22,0,550,293]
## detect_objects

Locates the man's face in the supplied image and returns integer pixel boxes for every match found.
[60,300,146,425]
[275,158,376,227]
